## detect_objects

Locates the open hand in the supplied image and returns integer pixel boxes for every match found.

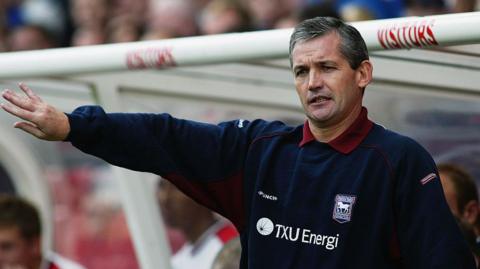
[1,83,70,141]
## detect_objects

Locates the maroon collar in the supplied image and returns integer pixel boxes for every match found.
[299,107,373,154]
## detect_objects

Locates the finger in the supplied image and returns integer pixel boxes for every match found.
[14,121,46,139]
[19,82,42,102]
[2,89,36,112]
[1,102,35,122]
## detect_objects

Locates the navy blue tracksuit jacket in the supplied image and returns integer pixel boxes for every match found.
[66,106,475,268]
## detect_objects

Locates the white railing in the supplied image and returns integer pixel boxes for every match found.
[0,12,479,78]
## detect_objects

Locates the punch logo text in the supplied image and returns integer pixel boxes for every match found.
[258,191,278,201]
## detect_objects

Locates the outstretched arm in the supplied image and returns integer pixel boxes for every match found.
[1,83,70,141]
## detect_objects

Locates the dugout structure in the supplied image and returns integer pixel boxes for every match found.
[0,12,479,269]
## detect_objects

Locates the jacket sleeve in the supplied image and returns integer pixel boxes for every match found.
[394,138,476,268]
[65,105,269,230]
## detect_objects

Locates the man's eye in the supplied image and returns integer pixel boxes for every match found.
[323,66,335,71]
[295,69,307,77]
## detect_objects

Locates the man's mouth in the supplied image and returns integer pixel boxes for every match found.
[308,96,332,104]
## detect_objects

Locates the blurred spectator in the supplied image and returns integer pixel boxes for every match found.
[338,4,376,20]
[1,0,472,52]
[157,178,238,269]
[192,0,214,10]
[144,0,198,39]
[1,0,23,30]
[274,2,340,29]
[141,30,174,41]
[407,0,476,15]
[246,0,291,29]
[0,1,13,51]
[283,0,306,10]
[1,0,65,44]
[110,0,148,28]
[0,32,7,52]
[107,15,142,43]
[274,16,300,29]
[447,0,477,12]
[70,0,109,30]
[406,0,447,15]
[55,0,74,47]
[0,194,86,269]
[299,2,340,19]
[211,237,241,269]
[306,0,405,21]
[21,0,65,38]
[0,19,4,51]
[7,24,55,51]
[438,163,480,240]
[71,27,106,46]
[198,0,251,35]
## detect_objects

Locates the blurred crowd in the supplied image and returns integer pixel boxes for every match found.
[0,0,479,52]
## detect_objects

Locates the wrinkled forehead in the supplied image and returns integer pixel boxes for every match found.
[291,33,342,62]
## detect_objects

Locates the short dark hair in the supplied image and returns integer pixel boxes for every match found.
[289,16,369,69]
[0,194,41,240]
[438,163,478,214]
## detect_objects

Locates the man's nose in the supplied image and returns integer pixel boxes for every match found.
[307,69,324,91]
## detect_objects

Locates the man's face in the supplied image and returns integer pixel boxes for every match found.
[439,172,461,217]
[292,32,367,128]
[0,226,40,269]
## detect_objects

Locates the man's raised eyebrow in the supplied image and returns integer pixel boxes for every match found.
[317,60,338,66]
[293,64,307,72]
[293,60,338,71]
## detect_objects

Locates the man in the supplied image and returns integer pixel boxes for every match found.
[456,215,480,267]
[8,25,55,51]
[0,194,86,269]
[438,163,480,234]
[157,179,238,269]
[438,163,480,258]
[0,17,475,268]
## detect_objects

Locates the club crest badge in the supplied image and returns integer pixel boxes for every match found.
[333,194,356,224]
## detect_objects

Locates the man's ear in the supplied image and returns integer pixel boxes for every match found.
[462,200,479,226]
[356,60,373,89]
